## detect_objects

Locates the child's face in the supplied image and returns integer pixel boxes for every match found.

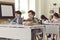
[15,13,21,18]
[28,12,34,18]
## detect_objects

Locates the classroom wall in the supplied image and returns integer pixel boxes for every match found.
[35,0,48,18]
[36,0,60,18]
[47,0,60,16]
[35,0,41,19]
[40,0,60,18]
[41,0,48,17]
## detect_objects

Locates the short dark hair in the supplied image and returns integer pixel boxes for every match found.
[15,11,22,15]
[53,13,59,18]
[41,15,48,21]
[28,10,35,16]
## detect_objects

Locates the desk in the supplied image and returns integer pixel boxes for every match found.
[0,24,45,40]
[44,23,60,40]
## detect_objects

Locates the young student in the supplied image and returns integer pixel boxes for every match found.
[23,10,39,25]
[10,11,22,24]
[41,15,48,24]
[52,13,60,23]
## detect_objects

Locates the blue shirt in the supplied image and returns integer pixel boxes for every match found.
[10,17,22,24]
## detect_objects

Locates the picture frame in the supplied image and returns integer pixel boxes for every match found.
[0,2,15,18]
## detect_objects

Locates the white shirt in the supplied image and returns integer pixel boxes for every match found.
[52,18,60,23]
[42,20,49,23]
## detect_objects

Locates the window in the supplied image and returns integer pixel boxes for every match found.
[15,0,35,19]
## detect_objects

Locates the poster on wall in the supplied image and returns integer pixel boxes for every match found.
[0,2,15,18]
[1,5,13,16]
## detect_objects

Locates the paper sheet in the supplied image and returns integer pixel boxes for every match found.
[1,5,13,16]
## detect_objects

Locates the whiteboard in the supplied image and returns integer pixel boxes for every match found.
[1,5,13,16]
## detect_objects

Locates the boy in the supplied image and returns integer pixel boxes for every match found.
[23,10,39,25]
[10,11,22,24]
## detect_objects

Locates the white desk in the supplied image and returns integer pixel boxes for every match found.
[44,23,60,40]
[0,24,45,40]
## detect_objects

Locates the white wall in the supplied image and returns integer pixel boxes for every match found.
[0,0,15,2]
[41,0,48,17]
[35,0,49,18]
[36,0,60,18]
[47,0,60,15]
[35,0,41,18]
[43,0,60,17]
